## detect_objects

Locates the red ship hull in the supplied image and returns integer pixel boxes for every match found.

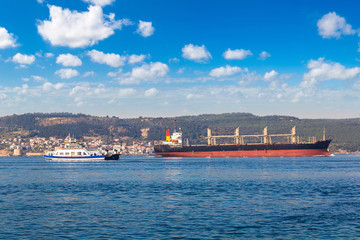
[154,140,332,158]
[156,148,332,158]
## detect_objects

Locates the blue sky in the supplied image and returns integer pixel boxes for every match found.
[0,0,359,118]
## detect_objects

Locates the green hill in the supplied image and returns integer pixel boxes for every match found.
[0,112,359,152]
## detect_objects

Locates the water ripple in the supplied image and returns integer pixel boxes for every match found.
[0,155,360,239]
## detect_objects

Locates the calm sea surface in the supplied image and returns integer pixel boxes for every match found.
[0,155,360,239]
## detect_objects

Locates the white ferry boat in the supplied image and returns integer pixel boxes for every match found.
[44,135,119,161]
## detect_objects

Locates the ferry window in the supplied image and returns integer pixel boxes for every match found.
[77,152,81,155]
[60,152,63,155]
[65,152,69,155]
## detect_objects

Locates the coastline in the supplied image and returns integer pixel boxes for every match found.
[0,150,359,157]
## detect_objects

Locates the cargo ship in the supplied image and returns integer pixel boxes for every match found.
[154,126,332,157]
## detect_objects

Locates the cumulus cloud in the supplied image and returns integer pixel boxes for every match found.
[56,53,82,67]
[45,52,54,58]
[144,88,159,97]
[87,49,126,67]
[0,27,18,49]
[118,88,136,97]
[119,62,169,84]
[209,65,245,77]
[83,0,115,6]
[107,69,123,77]
[264,70,278,80]
[182,44,212,62]
[37,5,132,48]
[128,54,147,64]
[317,12,356,39]
[12,53,35,66]
[301,58,360,87]
[70,85,89,96]
[32,75,47,82]
[43,82,64,91]
[259,51,271,60]
[55,68,80,79]
[131,62,169,79]
[83,71,95,77]
[14,84,29,95]
[136,20,155,37]
[223,48,252,60]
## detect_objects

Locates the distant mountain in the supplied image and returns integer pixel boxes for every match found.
[1,112,360,152]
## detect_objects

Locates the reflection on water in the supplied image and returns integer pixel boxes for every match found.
[0,155,360,239]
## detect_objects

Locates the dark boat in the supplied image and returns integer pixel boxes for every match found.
[104,153,120,160]
[154,127,332,157]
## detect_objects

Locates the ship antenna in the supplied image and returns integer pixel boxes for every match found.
[173,119,177,132]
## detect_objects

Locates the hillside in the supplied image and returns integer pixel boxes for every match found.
[1,112,360,152]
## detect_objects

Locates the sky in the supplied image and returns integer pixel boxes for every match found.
[0,0,360,119]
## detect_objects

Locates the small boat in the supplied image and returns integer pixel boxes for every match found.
[44,135,119,161]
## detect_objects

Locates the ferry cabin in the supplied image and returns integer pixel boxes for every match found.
[45,148,105,160]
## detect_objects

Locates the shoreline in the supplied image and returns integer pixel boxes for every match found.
[0,151,359,157]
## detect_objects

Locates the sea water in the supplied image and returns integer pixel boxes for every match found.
[0,155,360,239]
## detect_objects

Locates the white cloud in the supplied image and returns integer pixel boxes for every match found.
[317,12,356,39]
[55,68,80,79]
[107,69,123,77]
[32,75,47,82]
[87,49,126,67]
[83,0,115,6]
[177,67,185,74]
[56,53,82,67]
[301,58,360,87]
[259,51,271,60]
[144,88,159,97]
[209,65,244,77]
[69,84,106,97]
[43,82,64,91]
[223,48,252,60]
[128,54,146,64]
[182,44,212,62]
[264,70,278,80]
[131,62,169,79]
[83,71,95,77]
[70,85,89,96]
[37,5,132,48]
[74,97,84,106]
[94,85,107,95]
[0,27,18,49]
[118,88,136,97]
[169,57,180,63]
[12,53,35,65]
[45,53,54,58]
[37,0,44,3]
[120,62,169,84]
[14,84,29,95]
[136,21,155,37]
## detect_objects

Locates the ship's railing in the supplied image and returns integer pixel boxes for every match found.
[205,126,320,145]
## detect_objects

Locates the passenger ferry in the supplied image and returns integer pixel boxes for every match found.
[44,135,119,161]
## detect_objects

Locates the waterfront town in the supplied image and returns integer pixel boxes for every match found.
[0,136,154,157]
